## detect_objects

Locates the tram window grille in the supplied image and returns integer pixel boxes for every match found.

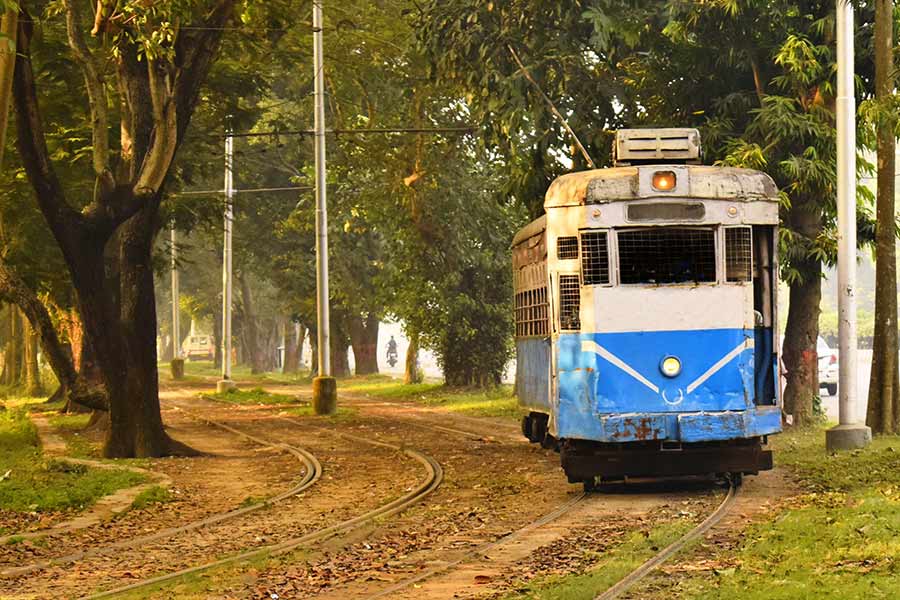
[559,275,581,331]
[617,227,716,284]
[557,236,579,260]
[581,231,610,285]
[515,287,549,337]
[725,227,752,282]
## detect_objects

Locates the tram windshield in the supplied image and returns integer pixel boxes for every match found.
[617,227,716,284]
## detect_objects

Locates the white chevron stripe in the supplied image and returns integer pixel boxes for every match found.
[581,340,659,394]
[686,338,754,394]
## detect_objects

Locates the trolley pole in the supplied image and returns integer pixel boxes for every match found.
[170,226,181,361]
[217,127,237,393]
[311,0,337,414]
[827,0,871,451]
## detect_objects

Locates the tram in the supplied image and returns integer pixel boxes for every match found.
[513,128,781,488]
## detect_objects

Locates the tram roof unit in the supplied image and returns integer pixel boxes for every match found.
[543,165,779,209]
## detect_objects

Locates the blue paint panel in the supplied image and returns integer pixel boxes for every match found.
[558,329,753,414]
[678,407,782,442]
[516,338,551,412]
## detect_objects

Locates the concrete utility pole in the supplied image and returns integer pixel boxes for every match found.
[217,128,237,393]
[170,226,181,360]
[827,0,871,451]
[311,0,337,414]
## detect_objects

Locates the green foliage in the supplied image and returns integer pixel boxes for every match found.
[0,409,144,512]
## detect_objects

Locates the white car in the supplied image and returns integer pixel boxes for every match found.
[818,336,838,396]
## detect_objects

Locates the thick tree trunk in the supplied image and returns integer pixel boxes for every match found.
[4,305,22,386]
[238,273,263,373]
[782,258,821,427]
[405,331,422,384]
[331,334,351,378]
[0,9,16,170]
[24,317,42,397]
[283,322,300,373]
[866,0,900,435]
[349,315,379,375]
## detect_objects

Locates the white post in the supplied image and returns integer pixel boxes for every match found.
[827,0,870,450]
[217,128,237,393]
[170,225,180,360]
[312,0,336,413]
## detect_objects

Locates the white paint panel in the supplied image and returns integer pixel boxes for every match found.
[583,284,753,333]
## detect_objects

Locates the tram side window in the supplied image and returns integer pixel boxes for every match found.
[558,275,581,331]
[515,287,549,337]
[580,231,610,285]
[725,227,752,282]
[617,227,716,284]
[557,236,579,260]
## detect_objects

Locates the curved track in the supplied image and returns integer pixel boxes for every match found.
[0,404,322,580]
[80,399,444,600]
[594,478,741,600]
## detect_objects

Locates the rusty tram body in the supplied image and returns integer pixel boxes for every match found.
[512,129,781,488]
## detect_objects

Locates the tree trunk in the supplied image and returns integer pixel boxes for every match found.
[866,0,899,435]
[238,273,263,373]
[24,316,42,397]
[0,8,16,170]
[405,331,422,384]
[349,315,379,375]
[782,257,821,427]
[331,333,351,378]
[283,322,300,373]
[5,304,21,386]
[213,303,223,369]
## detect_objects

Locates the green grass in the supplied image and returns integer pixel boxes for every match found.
[338,375,524,419]
[0,408,145,513]
[48,413,92,431]
[285,405,358,421]
[503,521,694,599]
[130,485,173,510]
[622,427,900,600]
[202,387,300,406]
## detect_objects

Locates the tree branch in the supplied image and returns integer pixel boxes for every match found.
[63,0,115,194]
[12,9,85,246]
[0,260,107,411]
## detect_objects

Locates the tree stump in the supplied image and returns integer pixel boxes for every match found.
[170,358,185,381]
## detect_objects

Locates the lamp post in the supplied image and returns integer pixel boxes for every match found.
[217,127,237,393]
[827,0,871,451]
[311,0,337,414]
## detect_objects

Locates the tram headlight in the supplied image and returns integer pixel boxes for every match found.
[660,356,682,378]
[651,171,676,191]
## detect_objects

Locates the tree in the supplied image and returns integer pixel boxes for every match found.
[865,0,900,434]
[12,1,241,457]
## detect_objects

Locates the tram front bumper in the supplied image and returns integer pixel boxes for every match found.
[576,406,783,444]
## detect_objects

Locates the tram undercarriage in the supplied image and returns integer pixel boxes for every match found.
[558,436,772,483]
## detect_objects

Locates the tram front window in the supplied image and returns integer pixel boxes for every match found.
[617,227,716,284]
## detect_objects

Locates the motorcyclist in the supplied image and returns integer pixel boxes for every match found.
[386,336,398,367]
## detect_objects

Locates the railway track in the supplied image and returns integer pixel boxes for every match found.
[594,477,742,600]
[76,396,444,600]
[0,404,322,580]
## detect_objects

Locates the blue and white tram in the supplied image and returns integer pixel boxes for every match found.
[513,128,781,487]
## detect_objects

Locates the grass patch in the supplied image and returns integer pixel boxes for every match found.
[0,409,145,513]
[624,426,900,600]
[48,413,92,432]
[339,375,523,419]
[131,485,173,510]
[202,387,299,406]
[503,521,693,599]
[285,405,358,422]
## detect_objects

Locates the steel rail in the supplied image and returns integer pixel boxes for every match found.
[365,491,587,599]
[594,478,741,600]
[80,402,443,600]
[1,404,322,580]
